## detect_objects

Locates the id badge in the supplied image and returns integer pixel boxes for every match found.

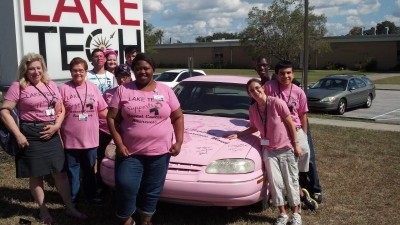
[78,113,88,121]
[261,138,270,146]
[45,108,55,116]
[154,95,164,101]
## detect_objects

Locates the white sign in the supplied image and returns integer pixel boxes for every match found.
[0,0,144,86]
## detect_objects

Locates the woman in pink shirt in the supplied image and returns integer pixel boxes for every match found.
[104,50,118,74]
[225,78,302,225]
[59,57,108,206]
[0,53,86,224]
[107,53,184,225]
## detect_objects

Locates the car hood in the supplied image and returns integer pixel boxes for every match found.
[307,89,343,100]
[172,114,261,166]
[157,81,176,88]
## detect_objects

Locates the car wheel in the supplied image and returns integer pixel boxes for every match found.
[364,94,372,108]
[336,99,346,115]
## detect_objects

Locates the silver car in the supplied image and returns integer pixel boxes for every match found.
[307,75,376,115]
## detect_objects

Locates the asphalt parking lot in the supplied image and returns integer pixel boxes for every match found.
[338,89,400,124]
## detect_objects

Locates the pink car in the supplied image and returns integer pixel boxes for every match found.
[101,75,269,209]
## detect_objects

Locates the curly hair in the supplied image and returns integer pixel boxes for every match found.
[18,53,50,88]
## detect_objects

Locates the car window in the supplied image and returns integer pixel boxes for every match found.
[177,72,189,82]
[348,79,357,90]
[174,82,251,119]
[355,78,367,88]
[310,78,347,91]
[360,77,373,85]
[156,72,179,82]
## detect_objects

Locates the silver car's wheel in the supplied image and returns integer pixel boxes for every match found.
[336,99,346,115]
[364,94,372,108]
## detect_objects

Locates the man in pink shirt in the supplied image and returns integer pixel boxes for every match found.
[264,60,319,210]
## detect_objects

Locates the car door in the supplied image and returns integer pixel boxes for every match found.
[346,78,360,107]
[354,78,369,105]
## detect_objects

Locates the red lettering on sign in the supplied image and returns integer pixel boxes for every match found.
[120,0,140,26]
[24,0,50,22]
[53,0,89,23]
[91,0,117,25]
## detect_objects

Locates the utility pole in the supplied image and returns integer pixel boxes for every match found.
[303,0,309,95]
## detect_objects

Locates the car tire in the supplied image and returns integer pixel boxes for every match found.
[364,94,373,108]
[336,99,346,115]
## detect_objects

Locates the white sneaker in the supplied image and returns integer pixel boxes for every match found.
[274,213,288,225]
[289,213,302,225]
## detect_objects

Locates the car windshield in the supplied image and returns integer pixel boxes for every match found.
[156,72,179,82]
[310,78,348,91]
[174,81,251,119]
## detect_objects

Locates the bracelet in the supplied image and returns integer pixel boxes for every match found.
[292,140,299,144]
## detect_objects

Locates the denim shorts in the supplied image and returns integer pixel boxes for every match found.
[115,153,170,219]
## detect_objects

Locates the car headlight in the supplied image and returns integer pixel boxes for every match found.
[205,159,255,174]
[320,96,336,102]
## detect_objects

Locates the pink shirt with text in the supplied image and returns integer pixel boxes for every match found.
[99,87,117,134]
[264,80,308,127]
[59,81,107,149]
[249,96,292,150]
[109,82,180,156]
[5,81,61,122]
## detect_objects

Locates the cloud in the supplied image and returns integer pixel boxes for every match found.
[346,16,363,27]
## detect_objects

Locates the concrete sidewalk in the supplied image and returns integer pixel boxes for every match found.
[309,117,400,132]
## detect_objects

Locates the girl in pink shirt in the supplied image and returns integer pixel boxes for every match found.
[225,78,302,225]
[108,53,184,225]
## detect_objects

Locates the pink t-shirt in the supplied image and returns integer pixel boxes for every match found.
[99,87,117,134]
[4,81,61,122]
[109,81,180,156]
[59,81,108,149]
[264,80,308,127]
[249,96,292,150]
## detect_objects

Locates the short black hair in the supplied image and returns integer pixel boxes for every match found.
[274,60,293,74]
[91,48,104,57]
[132,53,156,71]
[124,46,137,55]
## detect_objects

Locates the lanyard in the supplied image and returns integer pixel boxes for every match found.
[33,83,56,109]
[277,82,293,107]
[73,81,88,113]
[92,71,106,87]
[256,102,267,138]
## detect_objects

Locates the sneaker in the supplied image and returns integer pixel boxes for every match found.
[313,192,322,204]
[289,213,302,225]
[301,188,318,210]
[274,213,288,225]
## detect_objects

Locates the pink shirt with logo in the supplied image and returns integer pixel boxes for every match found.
[59,81,107,149]
[264,80,308,127]
[109,81,180,156]
[99,87,118,134]
[5,81,61,122]
[249,96,292,150]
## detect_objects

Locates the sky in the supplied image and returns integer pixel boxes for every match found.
[143,0,400,43]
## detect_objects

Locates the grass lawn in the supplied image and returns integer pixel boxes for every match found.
[373,75,400,84]
[1,125,399,225]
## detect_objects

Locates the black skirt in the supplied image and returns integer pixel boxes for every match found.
[15,122,65,178]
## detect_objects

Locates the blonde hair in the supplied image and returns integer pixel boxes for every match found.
[18,53,50,88]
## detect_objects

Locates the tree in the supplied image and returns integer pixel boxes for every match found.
[349,26,362,35]
[240,0,329,64]
[144,20,164,54]
[195,32,240,42]
[376,20,400,34]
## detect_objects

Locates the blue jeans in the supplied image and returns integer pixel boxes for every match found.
[65,148,97,202]
[115,153,170,219]
[299,119,322,195]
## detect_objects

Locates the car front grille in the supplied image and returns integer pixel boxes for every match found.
[168,162,205,174]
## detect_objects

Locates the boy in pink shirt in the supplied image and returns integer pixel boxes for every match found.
[264,60,319,210]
